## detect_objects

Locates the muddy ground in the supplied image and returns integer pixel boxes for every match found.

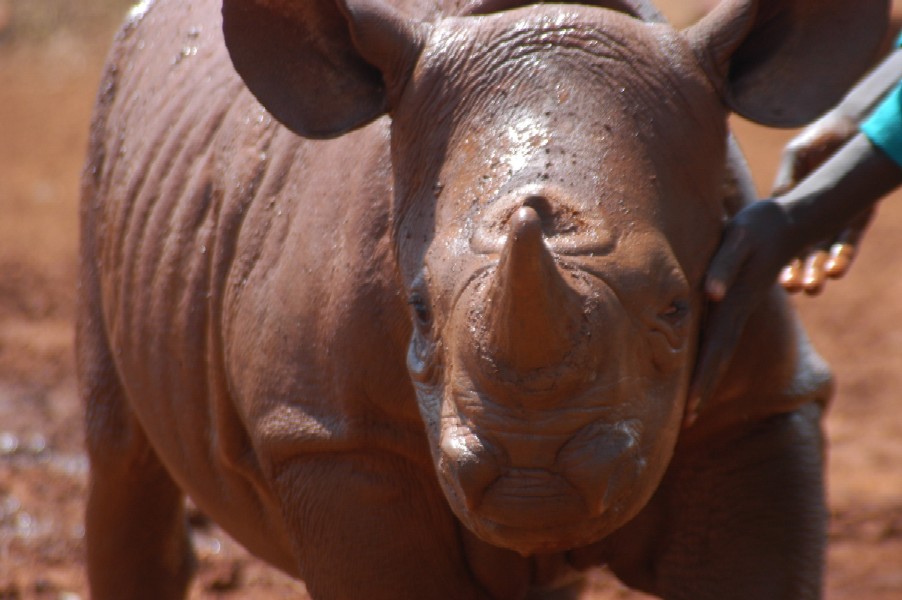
[0,1,900,598]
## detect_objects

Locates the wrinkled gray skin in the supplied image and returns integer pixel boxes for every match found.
[78,0,886,598]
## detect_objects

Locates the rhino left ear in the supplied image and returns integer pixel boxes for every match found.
[222,0,428,139]
[685,0,890,127]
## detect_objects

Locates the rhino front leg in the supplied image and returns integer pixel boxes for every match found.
[80,317,195,598]
[85,428,195,599]
[271,452,493,599]
[652,403,827,600]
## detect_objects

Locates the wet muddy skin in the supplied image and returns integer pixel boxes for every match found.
[1,1,901,598]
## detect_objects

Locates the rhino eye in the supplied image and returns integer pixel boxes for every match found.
[649,299,691,373]
[408,293,432,328]
[661,299,689,325]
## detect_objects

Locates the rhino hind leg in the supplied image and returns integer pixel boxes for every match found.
[79,307,195,598]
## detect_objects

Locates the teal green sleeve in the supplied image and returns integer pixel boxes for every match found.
[859,34,902,166]
[861,82,902,168]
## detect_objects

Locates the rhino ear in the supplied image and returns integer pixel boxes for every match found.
[222,0,428,139]
[684,0,890,127]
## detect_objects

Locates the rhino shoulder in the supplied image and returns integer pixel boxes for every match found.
[690,287,833,440]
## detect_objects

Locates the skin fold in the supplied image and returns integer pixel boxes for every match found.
[78,0,888,598]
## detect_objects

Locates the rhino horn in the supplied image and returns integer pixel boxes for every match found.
[485,205,581,372]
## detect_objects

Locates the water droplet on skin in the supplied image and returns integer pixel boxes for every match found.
[0,432,18,455]
[173,45,198,65]
[1,495,22,518]
[128,0,153,23]
[48,453,88,477]
[14,511,33,534]
[25,433,46,455]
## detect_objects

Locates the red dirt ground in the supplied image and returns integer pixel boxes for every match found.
[0,1,900,598]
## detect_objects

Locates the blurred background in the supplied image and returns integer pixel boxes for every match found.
[0,0,900,598]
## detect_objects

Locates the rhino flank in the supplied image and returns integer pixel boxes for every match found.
[78,0,887,598]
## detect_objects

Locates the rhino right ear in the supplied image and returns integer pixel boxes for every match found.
[684,0,890,127]
[222,0,428,139]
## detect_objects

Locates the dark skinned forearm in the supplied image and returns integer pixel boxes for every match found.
[778,133,902,256]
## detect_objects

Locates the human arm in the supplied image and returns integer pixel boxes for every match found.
[686,132,902,426]
[774,47,902,294]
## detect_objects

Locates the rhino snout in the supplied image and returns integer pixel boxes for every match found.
[556,418,645,516]
[440,416,645,528]
[439,427,503,510]
[479,469,586,531]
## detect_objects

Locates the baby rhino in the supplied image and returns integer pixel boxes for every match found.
[78,0,886,598]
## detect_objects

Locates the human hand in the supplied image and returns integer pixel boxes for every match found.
[772,109,870,295]
[773,109,858,195]
[685,200,796,427]
[778,206,874,294]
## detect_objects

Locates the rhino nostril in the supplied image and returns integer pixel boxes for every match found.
[440,431,502,510]
[557,419,644,515]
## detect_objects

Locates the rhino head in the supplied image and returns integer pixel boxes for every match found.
[223,0,886,554]
[390,8,729,553]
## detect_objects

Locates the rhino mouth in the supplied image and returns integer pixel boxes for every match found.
[477,469,586,529]
[438,403,648,549]
[454,462,642,554]
[464,482,628,554]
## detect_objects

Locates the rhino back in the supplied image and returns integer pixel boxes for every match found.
[81,0,423,566]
